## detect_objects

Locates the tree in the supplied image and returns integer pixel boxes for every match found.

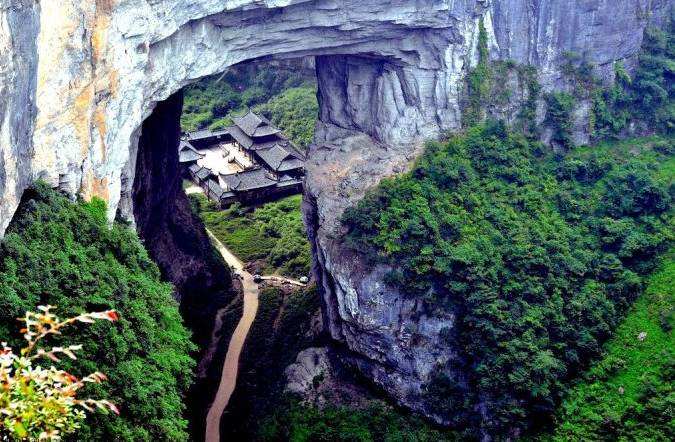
[0,184,196,441]
[341,125,673,435]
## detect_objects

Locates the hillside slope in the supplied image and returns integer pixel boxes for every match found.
[0,184,195,441]
[549,252,674,440]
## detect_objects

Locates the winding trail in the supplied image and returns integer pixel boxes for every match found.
[203,229,304,442]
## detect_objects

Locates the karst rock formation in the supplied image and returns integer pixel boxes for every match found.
[0,0,670,424]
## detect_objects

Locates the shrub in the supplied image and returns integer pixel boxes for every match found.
[254,85,318,150]
[549,253,674,441]
[190,194,311,278]
[0,184,195,441]
[462,18,491,128]
[592,24,674,139]
[341,126,673,435]
[257,398,453,442]
[1,306,118,440]
[181,59,317,137]
[545,92,576,149]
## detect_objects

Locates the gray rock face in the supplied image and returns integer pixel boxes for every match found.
[0,0,39,235]
[0,0,670,428]
[285,347,332,396]
[491,0,672,83]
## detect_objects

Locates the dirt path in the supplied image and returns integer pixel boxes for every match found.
[203,229,307,442]
[185,185,204,195]
[204,230,258,442]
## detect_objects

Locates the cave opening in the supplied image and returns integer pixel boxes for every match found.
[130,50,432,439]
[132,56,324,437]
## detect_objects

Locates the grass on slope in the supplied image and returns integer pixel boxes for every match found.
[253,85,318,150]
[549,251,674,441]
[189,193,311,279]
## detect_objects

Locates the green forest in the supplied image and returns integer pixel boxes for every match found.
[340,22,673,438]
[181,61,318,150]
[1,20,672,442]
[550,252,673,440]
[342,127,673,436]
[0,184,195,441]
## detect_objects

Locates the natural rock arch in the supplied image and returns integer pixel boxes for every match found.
[0,0,670,426]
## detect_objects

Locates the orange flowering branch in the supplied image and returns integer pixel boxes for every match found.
[1,305,119,440]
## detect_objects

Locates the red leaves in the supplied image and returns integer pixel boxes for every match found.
[64,372,78,383]
[108,402,120,415]
[106,310,119,322]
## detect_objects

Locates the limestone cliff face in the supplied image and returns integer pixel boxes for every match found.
[0,0,39,237]
[0,0,670,427]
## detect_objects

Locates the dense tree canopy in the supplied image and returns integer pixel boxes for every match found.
[254,85,318,150]
[549,252,674,441]
[591,23,673,139]
[342,125,673,436]
[181,60,318,149]
[0,184,195,441]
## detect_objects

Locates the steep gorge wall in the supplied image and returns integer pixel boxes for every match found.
[0,0,671,428]
[0,0,669,235]
[0,0,38,237]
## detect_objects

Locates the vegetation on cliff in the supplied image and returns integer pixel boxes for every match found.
[220,285,320,439]
[190,193,311,278]
[546,23,674,147]
[591,23,674,139]
[258,399,454,442]
[549,251,674,441]
[342,125,673,435]
[181,60,318,150]
[253,85,318,150]
[0,184,195,441]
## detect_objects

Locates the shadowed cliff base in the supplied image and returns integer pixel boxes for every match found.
[131,90,234,435]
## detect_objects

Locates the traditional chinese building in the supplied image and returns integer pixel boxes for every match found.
[179,111,304,207]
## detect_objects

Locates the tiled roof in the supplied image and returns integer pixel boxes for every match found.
[226,125,254,149]
[179,149,202,163]
[179,141,204,163]
[195,167,212,181]
[186,129,214,141]
[256,143,304,172]
[211,128,231,137]
[233,111,280,138]
[256,144,292,171]
[277,178,302,188]
[277,157,304,172]
[179,140,196,151]
[206,179,225,197]
[253,124,280,138]
[248,139,282,151]
[188,163,212,181]
[220,168,277,192]
[232,112,262,137]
